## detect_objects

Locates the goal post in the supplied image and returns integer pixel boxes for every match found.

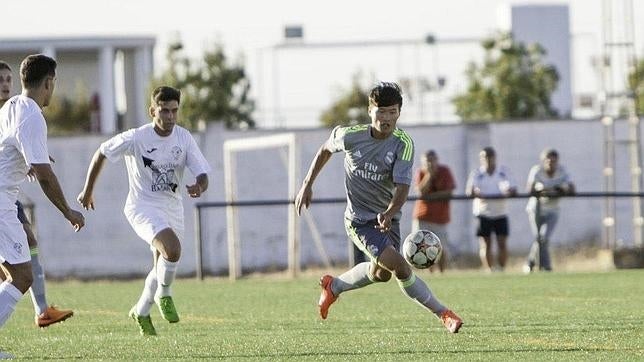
[223,133,299,280]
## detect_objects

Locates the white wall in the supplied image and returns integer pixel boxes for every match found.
[22,119,630,278]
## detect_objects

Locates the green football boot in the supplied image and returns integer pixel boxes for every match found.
[155,296,180,323]
[128,306,157,336]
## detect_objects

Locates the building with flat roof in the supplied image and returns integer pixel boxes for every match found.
[0,36,155,134]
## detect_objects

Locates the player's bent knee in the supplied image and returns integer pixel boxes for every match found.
[165,248,181,262]
[10,265,33,293]
[394,262,412,280]
[373,268,392,282]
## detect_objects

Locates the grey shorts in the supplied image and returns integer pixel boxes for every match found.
[344,218,401,261]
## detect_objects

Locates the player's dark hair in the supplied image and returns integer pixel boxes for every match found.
[20,54,56,89]
[369,82,403,110]
[151,86,181,106]
[540,148,558,160]
[0,61,11,72]
[481,146,496,157]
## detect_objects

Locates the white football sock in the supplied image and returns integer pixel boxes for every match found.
[136,268,158,316]
[29,247,48,315]
[331,262,376,296]
[155,258,178,298]
[0,281,24,327]
[397,273,447,317]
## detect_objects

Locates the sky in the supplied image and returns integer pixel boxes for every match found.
[2,0,643,128]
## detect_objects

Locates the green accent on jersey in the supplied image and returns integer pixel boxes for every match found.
[30,247,39,256]
[343,124,369,135]
[397,273,416,288]
[393,129,413,161]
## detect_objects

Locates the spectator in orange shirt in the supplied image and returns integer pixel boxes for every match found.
[412,150,456,272]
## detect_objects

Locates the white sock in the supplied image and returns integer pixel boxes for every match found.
[136,268,158,316]
[155,258,178,298]
[397,273,447,317]
[0,282,24,327]
[331,262,376,296]
[29,248,48,315]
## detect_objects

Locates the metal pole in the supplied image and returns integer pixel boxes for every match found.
[194,205,203,280]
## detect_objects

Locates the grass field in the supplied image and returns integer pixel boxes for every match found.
[2,269,643,360]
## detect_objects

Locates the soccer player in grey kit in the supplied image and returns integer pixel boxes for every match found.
[295,82,463,333]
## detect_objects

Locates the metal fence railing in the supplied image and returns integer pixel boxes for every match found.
[193,192,644,280]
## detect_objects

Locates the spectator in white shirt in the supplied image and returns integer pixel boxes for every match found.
[466,147,517,272]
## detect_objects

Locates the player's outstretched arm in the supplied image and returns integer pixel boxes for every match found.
[295,144,333,215]
[77,149,107,210]
[30,163,85,232]
[186,173,208,198]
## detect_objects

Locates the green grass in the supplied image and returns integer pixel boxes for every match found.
[2,269,643,360]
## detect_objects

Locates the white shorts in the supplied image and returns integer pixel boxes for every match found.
[124,204,184,246]
[0,209,29,264]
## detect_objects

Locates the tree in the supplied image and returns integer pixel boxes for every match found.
[452,32,559,122]
[43,84,92,135]
[319,76,371,128]
[628,58,644,116]
[154,40,255,129]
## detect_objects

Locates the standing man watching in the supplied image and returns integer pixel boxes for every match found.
[412,150,456,272]
[465,147,516,272]
[524,148,574,272]
[0,55,85,356]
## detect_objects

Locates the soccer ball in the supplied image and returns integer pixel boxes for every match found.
[402,229,443,269]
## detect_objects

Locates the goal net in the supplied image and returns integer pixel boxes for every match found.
[222,133,332,279]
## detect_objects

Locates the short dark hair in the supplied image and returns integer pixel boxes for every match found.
[151,86,181,106]
[540,148,558,160]
[369,82,403,109]
[481,146,496,157]
[0,61,11,72]
[20,54,56,88]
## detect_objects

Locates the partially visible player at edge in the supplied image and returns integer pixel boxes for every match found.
[77,86,210,336]
[0,60,74,328]
[295,82,463,333]
[0,55,85,359]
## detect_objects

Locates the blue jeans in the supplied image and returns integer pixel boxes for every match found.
[527,209,559,270]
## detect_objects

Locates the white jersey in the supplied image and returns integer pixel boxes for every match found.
[466,165,516,218]
[526,164,572,212]
[100,123,211,210]
[0,95,50,211]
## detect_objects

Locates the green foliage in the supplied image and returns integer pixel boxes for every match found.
[2,271,643,359]
[43,84,92,135]
[320,77,371,128]
[153,40,255,130]
[628,58,644,115]
[453,32,560,122]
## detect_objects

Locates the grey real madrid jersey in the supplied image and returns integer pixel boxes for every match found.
[327,124,414,223]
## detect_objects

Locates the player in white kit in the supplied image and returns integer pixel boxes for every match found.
[77,86,210,336]
[0,60,75,328]
[0,54,85,358]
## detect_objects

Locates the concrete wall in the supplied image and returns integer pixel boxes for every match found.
[22,119,633,278]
